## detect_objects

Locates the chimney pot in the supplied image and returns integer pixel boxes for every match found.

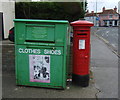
[114,6,117,12]
[103,7,105,12]
[91,11,94,13]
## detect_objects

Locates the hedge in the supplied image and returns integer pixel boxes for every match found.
[15,2,87,22]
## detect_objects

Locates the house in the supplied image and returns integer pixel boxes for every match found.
[118,1,120,14]
[99,7,119,26]
[0,0,15,39]
[85,7,119,27]
[84,10,99,26]
[0,0,32,40]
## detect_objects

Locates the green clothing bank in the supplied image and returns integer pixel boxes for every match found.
[14,19,70,89]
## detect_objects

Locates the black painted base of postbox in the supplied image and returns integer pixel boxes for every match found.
[72,74,89,87]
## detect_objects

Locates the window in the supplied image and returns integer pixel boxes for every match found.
[109,15,113,18]
[115,14,118,17]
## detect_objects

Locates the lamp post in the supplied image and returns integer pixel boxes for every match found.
[83,0,86,11]
[96,0,97,26]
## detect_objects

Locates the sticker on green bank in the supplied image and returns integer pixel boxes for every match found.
[29,55,50,83]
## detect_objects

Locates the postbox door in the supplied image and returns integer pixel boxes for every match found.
[73,32,90,75]
[78,38,89,75]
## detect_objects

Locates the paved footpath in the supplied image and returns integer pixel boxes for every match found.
[91,33,118,99]
[1,41,97,99]
[1,30,118,99]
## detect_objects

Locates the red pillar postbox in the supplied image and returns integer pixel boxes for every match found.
[70,20,93,87]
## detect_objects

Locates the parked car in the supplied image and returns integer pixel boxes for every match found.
[8,27,14,42]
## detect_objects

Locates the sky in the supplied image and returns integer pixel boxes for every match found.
[87,0,120,13]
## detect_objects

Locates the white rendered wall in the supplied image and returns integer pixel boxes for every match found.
[0,0,15,39]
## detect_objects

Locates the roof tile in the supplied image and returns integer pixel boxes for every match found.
[85,9,118,17]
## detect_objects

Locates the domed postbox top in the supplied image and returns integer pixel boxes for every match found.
[70,20,94,27]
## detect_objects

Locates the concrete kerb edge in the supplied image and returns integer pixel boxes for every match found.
[90,65,101,99]
[93,32,119,58]
[90,67,102,99]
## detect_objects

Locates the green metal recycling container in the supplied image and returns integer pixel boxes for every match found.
[14,19,70,89]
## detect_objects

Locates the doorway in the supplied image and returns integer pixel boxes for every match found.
[114,20,118,26]
[0,12,4,40]
[109,21,112,26]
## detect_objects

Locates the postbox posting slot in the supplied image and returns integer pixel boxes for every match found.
[77,33,87,35]
[75,30,89,36]
[79,30,88,32]
[75,29,89,32]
